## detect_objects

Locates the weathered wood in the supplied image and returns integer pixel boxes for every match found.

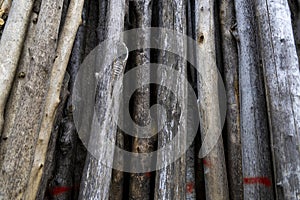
[23,0,84,199]
[154,0,187,200]
[254,0,300,199]
[219,0,243,199]
[0,0,64,199]
[44,1,89,199]
[195,0,229,199]
[128,1,154,200]
[0,0,35,135]
[234,0,275,199]
[288,0,300,65]
[36,75,70,200]
[78,0,126,199]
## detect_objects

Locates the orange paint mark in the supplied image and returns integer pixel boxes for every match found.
[186,182,194,193]
[243,177,271,187]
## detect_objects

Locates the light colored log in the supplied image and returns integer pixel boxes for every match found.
[195,0,229,199]
[23,0,84,199]
[0,0,63,199]
[254,0,300,198]
[0,0,35,135]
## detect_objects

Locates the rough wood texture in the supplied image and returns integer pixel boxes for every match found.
[36,75,70,200]
[78,0,126,199]
[45,1,88,199]
[234,0,275,199]
[219,0,243,199]
[23,0,84,199]
[154,0,187,200]
[195,0,229,199]
[0,0,35,135]
[254,0,300,199]
[0,0,64,199]
[128,1,154,200]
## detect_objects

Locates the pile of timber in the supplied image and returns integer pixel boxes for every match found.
[0,0,299,199]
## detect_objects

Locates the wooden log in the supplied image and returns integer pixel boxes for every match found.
[154,0,187,199]
[219,0,243,199]
[234,0,275,199]
[78,0,126,199]
[0,0,35,135]
[37,75,70,200]
[45,1,89,199]
[194,0,229,199]
[0,0,63,199]
[254,0,300,198]
[128,1,154,200]
[288,0,300,65]
[23,0,84,198]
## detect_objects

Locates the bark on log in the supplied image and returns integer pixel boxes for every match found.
[219,0,243,199]
[0,0,35,135]
[234,0,275,199]
[78,0,126,199]
[128,1,154,200]
[254,0,300,199]
[154,0,187,199]
[195,0,229,199]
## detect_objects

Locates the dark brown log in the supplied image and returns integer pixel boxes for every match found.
[128,1,154,200]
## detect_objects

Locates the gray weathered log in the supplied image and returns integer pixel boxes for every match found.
[234,0,275,199]
[154,0,187,200]
[78,0,126,199]
[219,0,243,199]
[254,0,300,199]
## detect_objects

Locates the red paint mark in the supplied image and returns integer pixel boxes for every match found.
[49,186,72,196]
[203,159,212,167]
[243,177,271,187]
[145,172,151,178]
[186,182,194,193]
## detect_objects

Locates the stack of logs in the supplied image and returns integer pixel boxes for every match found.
[0,0,299,199]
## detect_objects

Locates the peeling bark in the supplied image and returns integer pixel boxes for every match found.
[219,0,243,199]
